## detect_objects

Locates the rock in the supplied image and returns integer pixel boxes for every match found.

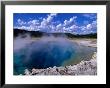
[24,69,31,75]
[92,52,97,59]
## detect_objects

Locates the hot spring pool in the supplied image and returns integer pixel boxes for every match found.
[14,37,96,75]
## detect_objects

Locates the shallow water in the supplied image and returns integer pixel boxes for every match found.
[14,38,96,75]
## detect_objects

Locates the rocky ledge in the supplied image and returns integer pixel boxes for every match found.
[24,52,97,75]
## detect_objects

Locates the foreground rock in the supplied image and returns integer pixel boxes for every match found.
[24,52,97,75]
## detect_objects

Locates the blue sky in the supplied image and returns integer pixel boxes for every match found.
[14,13,97,34]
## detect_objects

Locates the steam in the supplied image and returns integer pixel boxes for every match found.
[14,34,71,51]
[14,34,76,74]
[14,34,31,51]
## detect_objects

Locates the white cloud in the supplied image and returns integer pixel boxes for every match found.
[17,19,26,25]
[70,25,78,30]
[17,19,21,23]
[56,24,62,30]
[87,20,96,30]
[80,20,97,31]
[16,13,57,32]
[92,21,97,27]
[15,14,96,34]
[80,26,86,31]
[40,13,57,27]
[16,25,39,31]
[64,16,77,26]
[16,14,78,33]
[28,20,40,25]
[64,20,68,25]
[54,16,77,32]
[50,13,57,16]
[17,26,30,30]
[40,18,47,26]
[78,20,97,34]
[86,24,92,30]
[49,25,56,31]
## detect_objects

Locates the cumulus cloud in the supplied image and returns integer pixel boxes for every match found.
[14,13,97,34]
[54,16,77,32]
[28,20,40,26]
[17,19,26,25]
[87,21,96,30]
[64,16,77,26]
[56,24,62,30]
[79,20,97,34]
[47,13,57,22]
[86,24,92,30]
[40,13,57,26]
[70,25,78,30]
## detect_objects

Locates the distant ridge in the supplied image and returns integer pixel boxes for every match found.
[14,29,97,38]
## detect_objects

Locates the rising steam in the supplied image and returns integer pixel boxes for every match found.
[14,35,76,75]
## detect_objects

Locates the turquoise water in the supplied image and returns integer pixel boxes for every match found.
[14,39,96,75]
